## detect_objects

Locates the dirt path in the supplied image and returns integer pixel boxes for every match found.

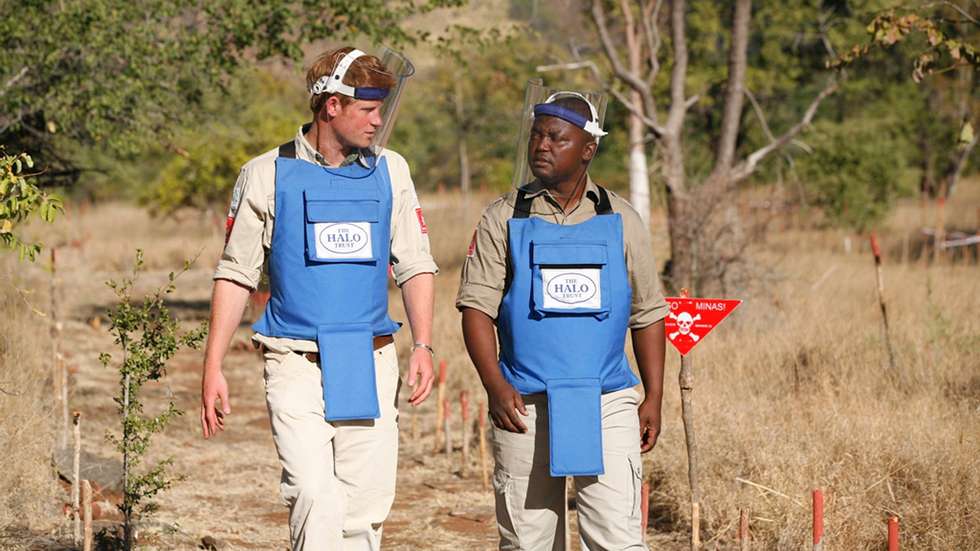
[41,239,684,550]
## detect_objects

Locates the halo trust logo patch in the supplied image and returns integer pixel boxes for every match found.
[313,222,373,260]
[541,268,602,310]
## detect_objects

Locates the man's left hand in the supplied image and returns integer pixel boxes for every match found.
[638,398,662,453]
[406,348,434,406]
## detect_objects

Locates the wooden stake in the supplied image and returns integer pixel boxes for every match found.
[434,360,447,452]
[49,248,68,449]
[443,398,452,458]
[812,489,824,551]
[679,353,701,550]
[81,479,93,551]
[738,508,749,551]
[478,401,489,490]
[460,391,470,477]
[72,412,81,545]
[640,481,650,542]
[887,516,899,551]
[563,477,571,551]
[870,233,898,371]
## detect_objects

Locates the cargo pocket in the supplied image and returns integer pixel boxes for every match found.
[628,454,643,520]
[304,189,380,263]
[530,241,610,319]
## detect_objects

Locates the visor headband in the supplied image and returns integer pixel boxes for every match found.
[309,49,391,100]
[532,91,608,139]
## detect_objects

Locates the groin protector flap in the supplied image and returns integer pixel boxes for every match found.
[316,323,380,421]
[546,377,604,477]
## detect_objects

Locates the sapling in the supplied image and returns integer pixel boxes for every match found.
[99,250,206,549]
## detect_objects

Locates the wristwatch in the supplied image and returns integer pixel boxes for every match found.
[411,342,435,357]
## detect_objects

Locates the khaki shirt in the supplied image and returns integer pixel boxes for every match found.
[455,177,668,328]
[215,126,439,352]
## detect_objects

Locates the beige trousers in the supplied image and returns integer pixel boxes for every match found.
[491,388,647,551]
[263,343,400,551]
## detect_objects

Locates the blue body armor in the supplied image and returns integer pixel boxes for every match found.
[498,186,638,476]
[253,141,399,421]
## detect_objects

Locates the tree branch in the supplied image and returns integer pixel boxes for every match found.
[713,0,751,175]
[542,57,667,137]
[591,0,661,129]
[731,79,838,183]
[1,67,29,99]
[639,0,663,86]
[940,1,979,26]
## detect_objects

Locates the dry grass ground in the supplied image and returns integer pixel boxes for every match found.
[0,180,977,550]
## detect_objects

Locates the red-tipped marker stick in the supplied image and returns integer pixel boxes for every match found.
[812,489,824,551]
[460,391,470,476]
[738,508,749,551]
[888,516,899,551]
[443,398,452,458]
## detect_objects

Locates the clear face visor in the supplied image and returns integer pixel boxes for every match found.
[309,47,415,152]
[511,80,608,189]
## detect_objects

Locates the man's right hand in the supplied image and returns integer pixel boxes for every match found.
[199,279,251,439]
[201,368,231,438]
[486,379,528,433]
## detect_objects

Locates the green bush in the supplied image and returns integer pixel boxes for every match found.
[797,117,917,232]
[0,148,62,261]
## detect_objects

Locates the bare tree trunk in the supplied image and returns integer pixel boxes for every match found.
[590,0,834,292]
[621,0,652,225]
[665,190,694,292]
[712,0,751,176]
[629,102,651,225]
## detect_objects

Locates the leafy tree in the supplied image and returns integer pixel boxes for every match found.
[0,147,62,261]
[796,117,917,231]
[144,71,306,213]
[830,1,978,198]
[392,29,633,193]
[0,0,463,187]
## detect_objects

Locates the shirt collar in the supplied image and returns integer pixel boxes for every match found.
[295,124,371,168]
[518,175,602,211]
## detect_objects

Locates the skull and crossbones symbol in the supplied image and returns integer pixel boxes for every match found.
[668,310,701,342]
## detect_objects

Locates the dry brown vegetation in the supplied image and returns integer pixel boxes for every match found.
[0,181,978,550]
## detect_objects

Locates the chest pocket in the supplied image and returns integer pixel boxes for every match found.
[531,241,610,319]
[304,189,380,263]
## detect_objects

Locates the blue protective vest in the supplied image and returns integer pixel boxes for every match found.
[498,186,638,476]
[253,141,399,421]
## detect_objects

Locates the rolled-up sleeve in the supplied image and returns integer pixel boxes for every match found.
[455,198,509,320]
[621,205,669,328]
[386,152,439,286]
[213,165,267,290]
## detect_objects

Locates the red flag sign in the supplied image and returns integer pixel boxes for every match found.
[664,296,741,356]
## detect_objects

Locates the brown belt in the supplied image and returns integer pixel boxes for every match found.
[299,334,393,364]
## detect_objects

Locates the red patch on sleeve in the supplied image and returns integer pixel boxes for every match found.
[224,216,235,244]
[415,207,428,234]
[467,230,477,257]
